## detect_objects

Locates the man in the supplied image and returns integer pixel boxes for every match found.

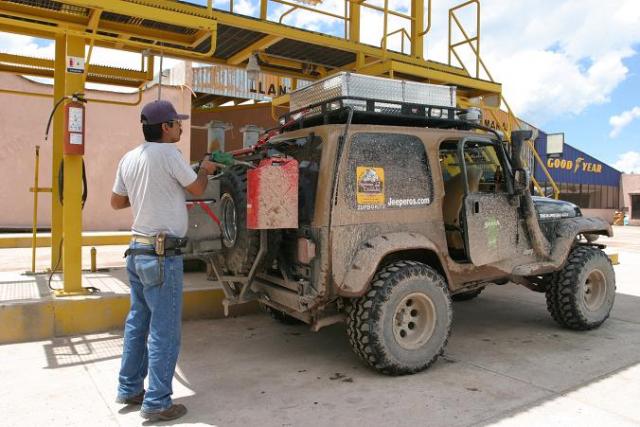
[111,99,217,422]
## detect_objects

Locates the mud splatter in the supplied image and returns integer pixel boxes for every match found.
[329,373,346,380]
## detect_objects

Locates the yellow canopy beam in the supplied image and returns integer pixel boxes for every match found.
[0,53,152,88]
[227,36,284,66]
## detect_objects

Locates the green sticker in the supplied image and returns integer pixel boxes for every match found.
[484,217,499,249]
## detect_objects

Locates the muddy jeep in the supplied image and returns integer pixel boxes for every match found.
[184,77,615,375]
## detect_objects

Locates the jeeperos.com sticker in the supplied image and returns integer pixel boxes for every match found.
[356,166,384,210]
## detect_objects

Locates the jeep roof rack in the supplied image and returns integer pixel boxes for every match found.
[278,72,496,135]
[280,96,475,130]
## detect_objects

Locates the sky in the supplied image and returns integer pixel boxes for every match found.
[0,0,639,172]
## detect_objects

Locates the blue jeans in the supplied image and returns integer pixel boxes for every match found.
[117,242,184,413]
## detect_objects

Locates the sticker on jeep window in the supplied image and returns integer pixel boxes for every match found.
[356,166,385,209]
[387,197,430,208]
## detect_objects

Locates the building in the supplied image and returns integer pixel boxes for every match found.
[534,131,622,223]
[0,73,191,231]
[621,174,640,226]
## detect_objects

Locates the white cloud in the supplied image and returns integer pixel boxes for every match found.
[422,0,640,124]
[609,107,640,138]
[0,33,54,58]
[233,0,258,17]
[613,151,640,173]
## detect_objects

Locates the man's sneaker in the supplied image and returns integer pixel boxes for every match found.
[115,390,145,405]
[140,404,187,422]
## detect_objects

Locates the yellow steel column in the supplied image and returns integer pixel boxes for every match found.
[51,34,65,271]
[349,0,361,43]
[411,0,424,59]
[59,35,87,296]
[260,0,268,19]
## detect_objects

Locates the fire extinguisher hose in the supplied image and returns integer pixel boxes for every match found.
[57,159,88,208]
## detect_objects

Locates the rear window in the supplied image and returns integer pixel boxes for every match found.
[345,133,432,211]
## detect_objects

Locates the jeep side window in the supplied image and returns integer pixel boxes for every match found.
[439,141,506,194]
[345,133,432,211]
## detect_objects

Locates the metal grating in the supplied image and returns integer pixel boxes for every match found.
[266,39,356,68]
[0,280,42,302]
[6,0,87,16]
[100,11,199,35]
[211,24,266,58]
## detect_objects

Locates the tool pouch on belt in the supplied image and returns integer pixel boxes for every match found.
[155,232,166,256]
[124,235,188,258]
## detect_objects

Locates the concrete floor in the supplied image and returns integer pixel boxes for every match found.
[1,226,639,426]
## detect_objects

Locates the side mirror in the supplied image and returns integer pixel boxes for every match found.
[513,168,530,194]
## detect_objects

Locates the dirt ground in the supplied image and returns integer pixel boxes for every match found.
[1,226,639,426]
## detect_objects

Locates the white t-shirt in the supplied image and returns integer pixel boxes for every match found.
[112,142,197,238]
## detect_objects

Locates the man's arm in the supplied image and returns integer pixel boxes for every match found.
[185,160,217,196]
[111,192,130,209]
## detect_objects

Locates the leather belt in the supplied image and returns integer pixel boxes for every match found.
[124,248,183,258]
[131,235,155,245]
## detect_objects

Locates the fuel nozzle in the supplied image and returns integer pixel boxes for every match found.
[209,150,255,169]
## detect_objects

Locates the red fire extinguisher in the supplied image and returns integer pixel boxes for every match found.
[63,100,85,155]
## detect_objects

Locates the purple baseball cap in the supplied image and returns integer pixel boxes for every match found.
[140,100,189,125]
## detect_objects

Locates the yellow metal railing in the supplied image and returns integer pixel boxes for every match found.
[29,145,51,274]
[448,0,559,199]
[381,28,411,55]
[221,0,427,55]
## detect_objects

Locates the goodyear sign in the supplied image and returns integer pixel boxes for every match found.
[546,157,603,174]
[534,132,620,186]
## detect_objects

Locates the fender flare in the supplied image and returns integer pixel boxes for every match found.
[548,216,613,263]
[335,232,450,297]
[560,216,613,238]
[512,216,613,276]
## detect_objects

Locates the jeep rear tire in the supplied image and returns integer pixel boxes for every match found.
[451,286,484,301]
[346,261,452,375]
[546,246,615,330]
[219,166,259,275]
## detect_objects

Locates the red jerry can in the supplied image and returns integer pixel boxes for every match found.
[247,157,298,229]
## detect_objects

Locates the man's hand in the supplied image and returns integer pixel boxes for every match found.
[199,159,218,175]
[185,159,218,196]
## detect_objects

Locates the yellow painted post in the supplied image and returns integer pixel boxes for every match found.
[59,35,87,296]
[51,34,65,271]
[411,0,424,59]
[349,0,361,43]
[382,0,388,51]
[260,0,268,19]
[30,145,41,273]
[90,247,97,272]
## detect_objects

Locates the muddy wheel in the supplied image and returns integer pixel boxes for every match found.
[346,261,452,375]
[451,287,484,302]
[219,166,259,275]
[546,246,615,330]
